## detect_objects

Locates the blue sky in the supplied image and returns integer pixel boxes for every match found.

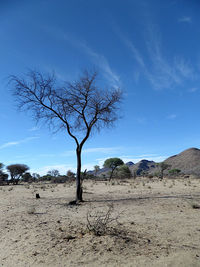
[0,0,200,175]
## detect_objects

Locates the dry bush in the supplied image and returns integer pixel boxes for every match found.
[86,204,120,236]
[8,187,13,191]
[40,185,46,191]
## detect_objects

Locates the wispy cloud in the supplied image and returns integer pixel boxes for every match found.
[188,87,198,93]
[83,146,123,154]
[0,136,39,149]
[174,57,194,79]
[28,126,39,132]
[61,150,75,157]
[79,42,120,87]
[61,146,123,157]
[136,117,146,125]
[145,27,194,89]
[178,16,192,23]
[115,25,195,90]
[44,26,120,88]
[67,37,120,88]
[167,114,177,120]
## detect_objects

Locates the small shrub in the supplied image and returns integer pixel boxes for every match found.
[40,185,46,191]
[116,165,131,179]
[168,169,181,176]
[86,204,119,236]
[8,187,13,191]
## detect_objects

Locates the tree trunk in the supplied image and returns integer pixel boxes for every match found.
[76,148,83,202]
[160,169,164,180]
[109,168,114,181]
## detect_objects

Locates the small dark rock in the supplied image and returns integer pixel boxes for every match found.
[65,235,75,241]
[36,193,40,199]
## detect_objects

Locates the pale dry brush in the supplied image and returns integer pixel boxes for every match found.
[86,204,121,236]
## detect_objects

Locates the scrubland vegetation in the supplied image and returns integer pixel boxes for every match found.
[0,175,200,266]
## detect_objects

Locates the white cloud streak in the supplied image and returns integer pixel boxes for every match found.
[44,26,120,88]
[115,26,195,90]
[79,42,120,87]
[67,37,120,88]
[83,146,123,154]
[61,146,124,157]
[178,16,192,23]
[0,136,39,149]
[28,126,39,132]
[167,114,177,120]
[188,87,198,93]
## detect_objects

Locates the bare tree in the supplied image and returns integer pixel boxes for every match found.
[47,169,60,177]
[10,70,122,202]
[156,162,170,180]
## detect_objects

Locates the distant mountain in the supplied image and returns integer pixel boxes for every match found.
[129,160,156,175]
[87,147,200,177]
[164,147,200,175]
[125,161,134,167]
[87,167,110,176]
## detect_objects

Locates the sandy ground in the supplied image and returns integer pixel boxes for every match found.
[0,177,200,267]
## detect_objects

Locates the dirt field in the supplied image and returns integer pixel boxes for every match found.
[0,177,200,267]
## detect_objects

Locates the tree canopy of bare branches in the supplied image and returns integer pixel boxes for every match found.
[10,70,122,202]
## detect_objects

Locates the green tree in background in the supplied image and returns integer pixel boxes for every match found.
[103,158,124,181]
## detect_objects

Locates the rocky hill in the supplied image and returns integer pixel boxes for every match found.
[88,147,200,177]
[129,160,157,175]
[164,147,200,175]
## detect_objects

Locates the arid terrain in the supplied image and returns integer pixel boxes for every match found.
[0,177,200,267]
